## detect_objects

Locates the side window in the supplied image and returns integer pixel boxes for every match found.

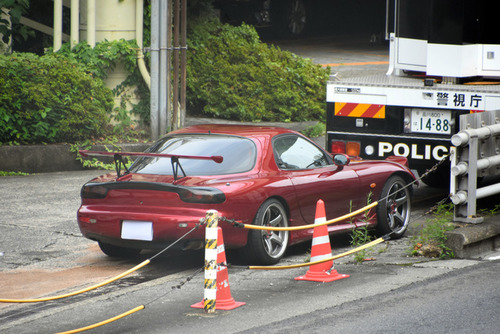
[273,135,329,170]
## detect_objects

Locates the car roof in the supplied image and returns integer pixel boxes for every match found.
[168,124,298,138]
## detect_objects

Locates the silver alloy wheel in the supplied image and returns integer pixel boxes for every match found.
[376,176,411,238]
[386,181,410,234]
[259,201,289,259]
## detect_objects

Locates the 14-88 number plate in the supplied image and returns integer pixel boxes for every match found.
[409,109,451,135]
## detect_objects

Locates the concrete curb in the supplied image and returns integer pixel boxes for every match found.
[445,218,500,258]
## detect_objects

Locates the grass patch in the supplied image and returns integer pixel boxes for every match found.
[0,171,29,176]
[409,203,456,259]
[410,201,500,259]
[349,193,375,264]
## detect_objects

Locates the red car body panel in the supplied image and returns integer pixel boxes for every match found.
[77,125,415,251]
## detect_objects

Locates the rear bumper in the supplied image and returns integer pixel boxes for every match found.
[77,208,249,249]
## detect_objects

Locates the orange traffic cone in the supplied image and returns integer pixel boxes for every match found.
[295,199,349,282]
[191,227,245,310]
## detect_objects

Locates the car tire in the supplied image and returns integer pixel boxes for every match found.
[245,198,289,265]
[98,241,141,258]
[376,175,411,239]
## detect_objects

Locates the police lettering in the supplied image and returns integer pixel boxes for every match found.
[378,142,447,161]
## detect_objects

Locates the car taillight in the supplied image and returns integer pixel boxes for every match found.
[346,142,361,156]
[330,141,346,154]
[178,188,226,204]
[79,215,91,223]
[78,215,96,224]
[81,184,109,199]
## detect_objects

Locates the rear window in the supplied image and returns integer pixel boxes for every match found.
[129,134,257,175]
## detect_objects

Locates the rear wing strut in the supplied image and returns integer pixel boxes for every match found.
[79,150,224,180]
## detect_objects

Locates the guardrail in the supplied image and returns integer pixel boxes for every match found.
[450,110,500,223]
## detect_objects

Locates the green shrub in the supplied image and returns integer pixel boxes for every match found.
[55,39,140,81]
[1,16,330,145]
[409,203,456,259]
[0,52,113,144]
[55,39,151,129]
[186,19,330,122]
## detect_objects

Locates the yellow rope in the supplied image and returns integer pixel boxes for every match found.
[55,305,145,334]
[0,260,150,303]
[241,201,378,231]
[249,237,385,270]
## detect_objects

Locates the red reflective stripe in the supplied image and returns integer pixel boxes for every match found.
[335,103,385,118]
[361,104,384,118]
[335,103,357,116]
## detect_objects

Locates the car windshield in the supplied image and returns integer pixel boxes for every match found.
[129,134,257,176]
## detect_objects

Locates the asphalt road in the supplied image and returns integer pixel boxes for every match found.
[1,165,496,334]
[269,33,390,77]
[243,260,500,334]
[1,35,499,333]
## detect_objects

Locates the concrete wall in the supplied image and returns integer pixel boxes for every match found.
[0,143,150,173]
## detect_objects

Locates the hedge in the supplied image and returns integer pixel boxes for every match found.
[0,52,113,144]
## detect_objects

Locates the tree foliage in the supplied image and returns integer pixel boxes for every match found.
[0,0,33,50]
[187,19,330,122]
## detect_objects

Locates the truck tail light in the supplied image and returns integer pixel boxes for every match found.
[330,141,346,154]
[346,142,361,156]
[331,141,361,156]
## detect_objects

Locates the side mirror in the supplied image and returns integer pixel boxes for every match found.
[333,153,350,167]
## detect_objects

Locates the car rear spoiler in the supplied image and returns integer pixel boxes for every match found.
[79,150,224,180]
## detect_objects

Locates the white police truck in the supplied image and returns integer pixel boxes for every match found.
[326,0,500,186]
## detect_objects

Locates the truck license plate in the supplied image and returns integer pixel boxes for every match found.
[410,109,451,134]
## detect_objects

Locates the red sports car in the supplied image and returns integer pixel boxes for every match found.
[77,125,415,264]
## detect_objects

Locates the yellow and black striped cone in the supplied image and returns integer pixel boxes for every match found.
[191,227,245,310]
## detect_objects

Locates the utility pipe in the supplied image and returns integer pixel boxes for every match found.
[136,0,151,88]
[159,0,170,135]
[87,0,96,47]
[180,0,187,128]
[53,0,63,51]
[150,0,160,140]
[70,0,79,47]
[172,0,180,129]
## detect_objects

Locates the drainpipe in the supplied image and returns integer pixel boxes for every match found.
[87,0,96,47]
[150,0,160,140]
[70,0,79,48]
[53,0,62,51]
[136,0,151,88]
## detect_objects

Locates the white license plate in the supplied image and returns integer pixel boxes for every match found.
[121,220,153,241]
[410,109,451,134]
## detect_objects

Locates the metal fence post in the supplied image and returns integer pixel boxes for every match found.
[450,110,500,223]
